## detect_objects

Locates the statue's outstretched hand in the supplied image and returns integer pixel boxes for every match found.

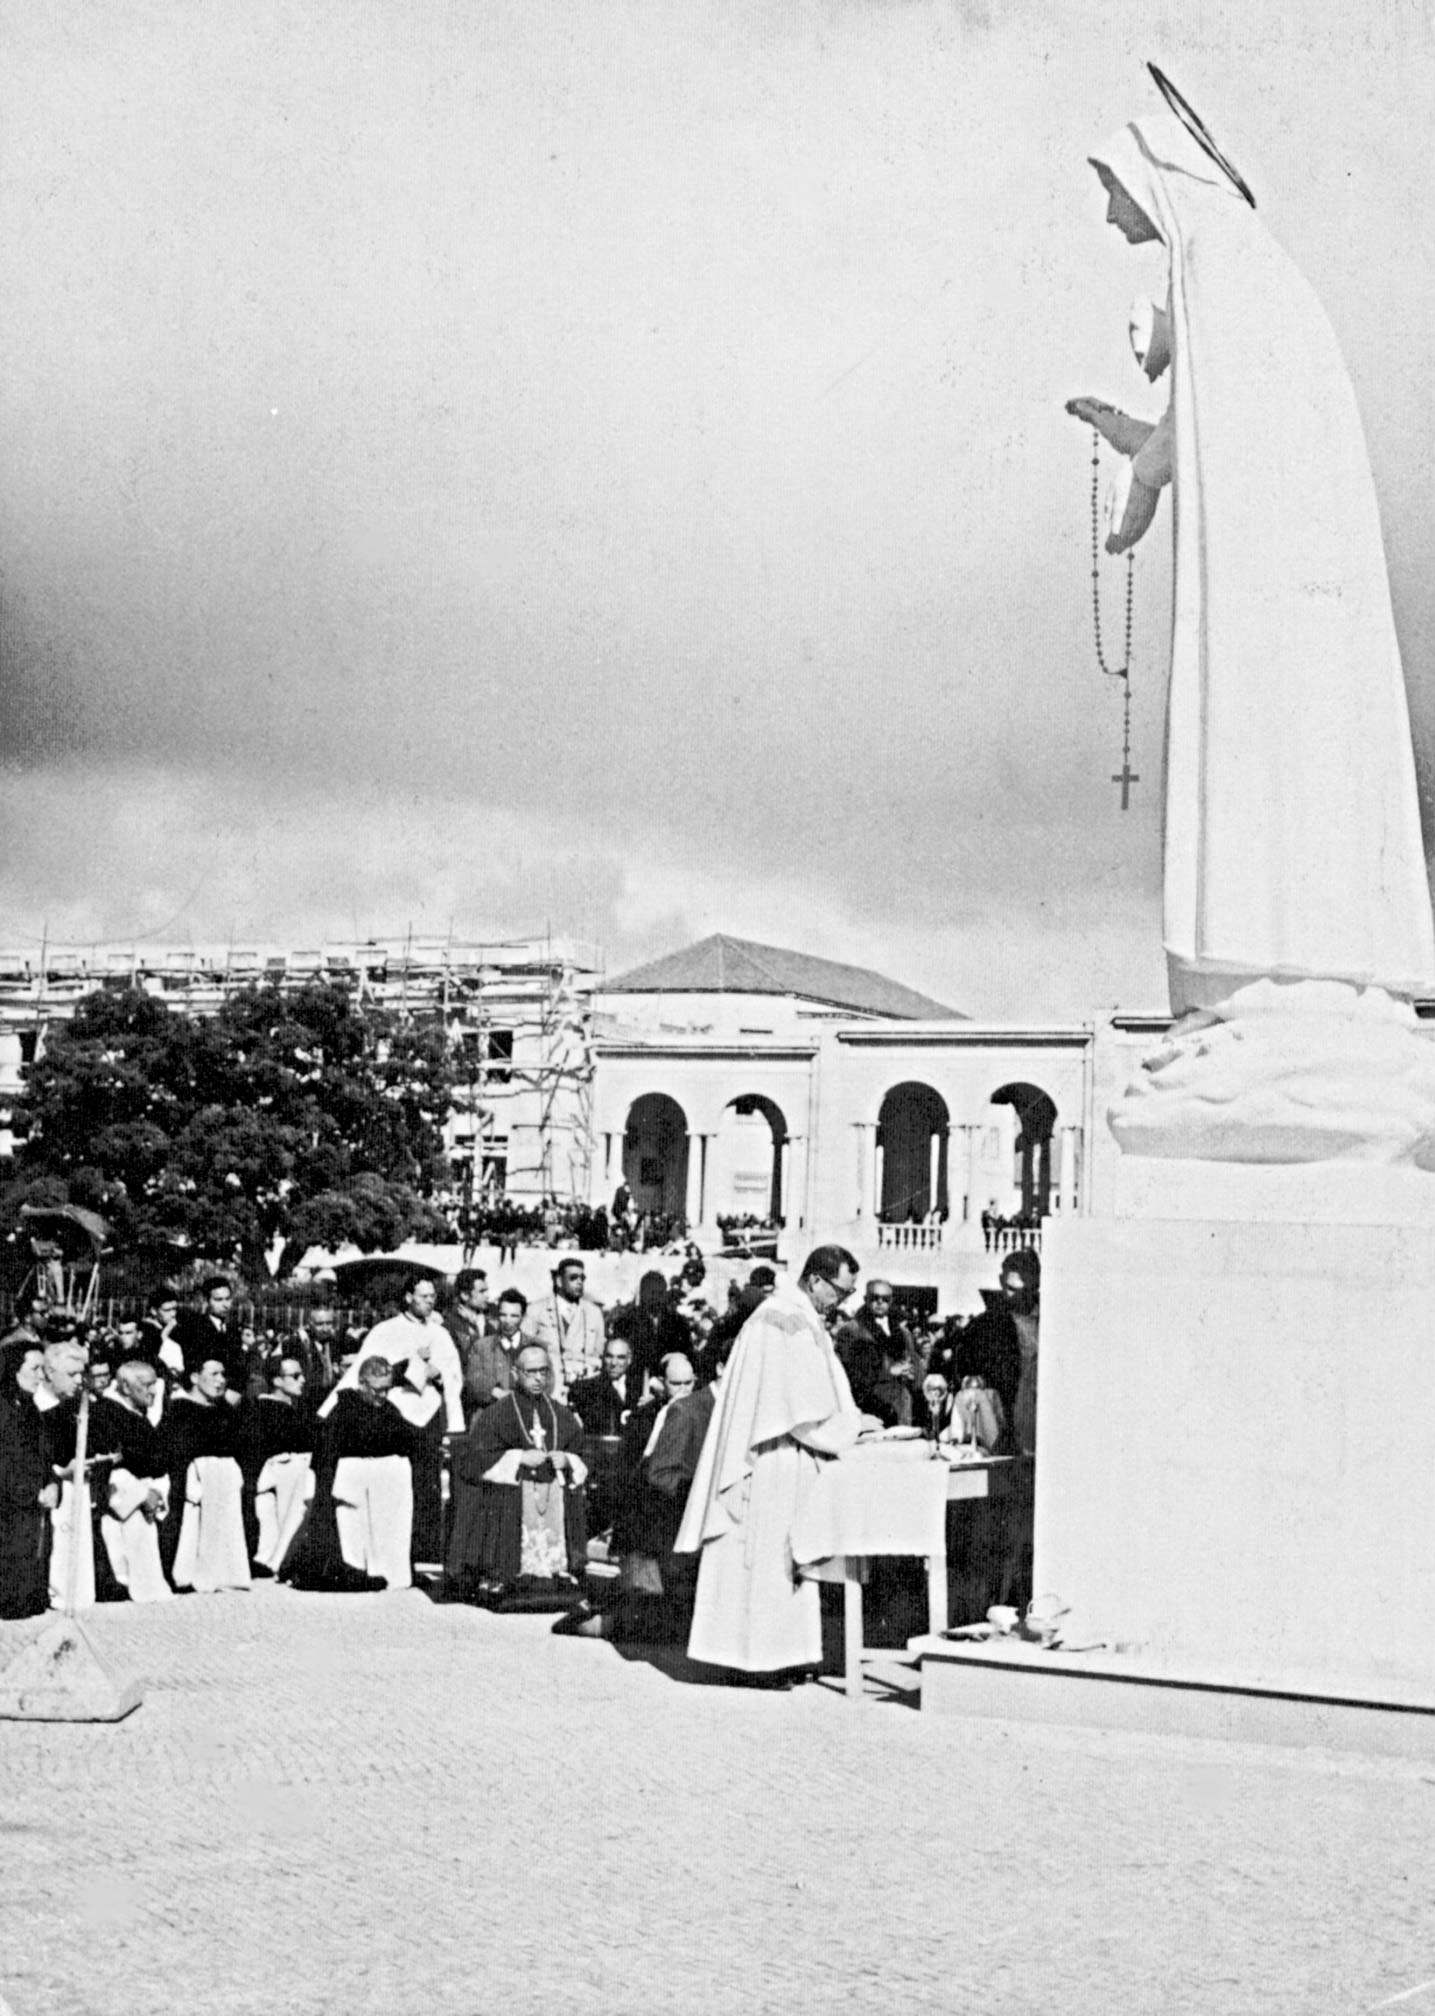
[1065,397,1155,460]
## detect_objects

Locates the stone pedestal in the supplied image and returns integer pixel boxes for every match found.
[0,1616,144,1723]
[1034,1186,1435,1700]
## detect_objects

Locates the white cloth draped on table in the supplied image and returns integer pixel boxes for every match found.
[1090,114,1435,1014]
[102,1469,173,1603]
[173,1455,252,1593]
[253,1451,314,1574]
[332,1455,413,1590]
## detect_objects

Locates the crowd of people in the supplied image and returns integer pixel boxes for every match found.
[0,1244,1040,1682]
[433,1188,697,1260]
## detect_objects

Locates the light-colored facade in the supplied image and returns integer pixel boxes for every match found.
[0,935,601,1203]
[591,939,1132,1312]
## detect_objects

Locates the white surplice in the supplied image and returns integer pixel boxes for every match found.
[172,1455,252,1593]
[102,1469,173,1603]
[47,1479,95,1612]
[253,1451,314,1573]
[332,1456,413,1590]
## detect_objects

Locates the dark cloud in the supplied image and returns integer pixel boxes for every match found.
[1,2,1431,1008]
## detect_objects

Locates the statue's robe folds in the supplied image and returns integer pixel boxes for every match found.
[676,1281,863,1675]
[446,1392,587,1589]
[1092,115,1435,1014]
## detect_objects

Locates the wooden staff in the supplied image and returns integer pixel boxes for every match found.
[63,1384,91,1619]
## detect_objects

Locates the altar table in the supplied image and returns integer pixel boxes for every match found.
[790,1445,1032,1699]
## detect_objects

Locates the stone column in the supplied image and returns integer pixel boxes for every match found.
[928,1132,941,1217]
[785,1134,806,1227]
[1059,1125,1081,1214]
[854,1123,872,1219]
[684,1135,702,1229]
[959,1124,979,1222]
[873,1141,885,1217]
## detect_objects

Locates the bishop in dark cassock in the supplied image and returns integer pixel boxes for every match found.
[446,1345,587,1598]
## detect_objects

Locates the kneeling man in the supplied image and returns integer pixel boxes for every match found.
[91,1360,172,1602]
[325,1356,424,1590]
[244,1355,316,1575]
[446,1345,588,1599]
[161,1356,251,1593]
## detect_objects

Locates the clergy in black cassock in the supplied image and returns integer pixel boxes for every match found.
[158,1362,250,1590]
[283,1361,421,1591]
[446,1345,587,1597]
[240,1360,318,1575]
[0,1347,55,1620]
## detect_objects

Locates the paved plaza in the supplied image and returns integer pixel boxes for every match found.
[1,1587,1433,2016]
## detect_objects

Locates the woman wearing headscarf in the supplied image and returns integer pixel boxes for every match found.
[0,1343,58,1620]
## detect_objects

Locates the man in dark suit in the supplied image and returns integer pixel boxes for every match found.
[568,1338,642,1436]
[952,1248,1040,1428]
[568,1337,643,1538]
[835,1279,917,1427]
[173,1277,249,1398]
[445,1269,507,1418]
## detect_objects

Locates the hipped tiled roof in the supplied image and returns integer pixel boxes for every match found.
[605,934,962,1021]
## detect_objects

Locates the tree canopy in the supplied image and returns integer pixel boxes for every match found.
[3,981,456,1275]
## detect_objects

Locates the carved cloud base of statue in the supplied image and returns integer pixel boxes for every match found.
[1109,979,1435,1167]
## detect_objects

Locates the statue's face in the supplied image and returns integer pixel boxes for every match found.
[1092,161,1160,246]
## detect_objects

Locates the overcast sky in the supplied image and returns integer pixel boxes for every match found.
[3,1,1432,1018]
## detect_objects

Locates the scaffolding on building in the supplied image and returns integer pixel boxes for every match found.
[0,935,602,1201]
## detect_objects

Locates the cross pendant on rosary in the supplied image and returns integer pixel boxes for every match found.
[1089,427,1139,811]
[1110,669,1138,809]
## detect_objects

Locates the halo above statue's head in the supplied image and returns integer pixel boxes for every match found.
[1147,63,1257,208]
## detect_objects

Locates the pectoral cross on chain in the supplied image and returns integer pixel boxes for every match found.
[1112,754,1139,809]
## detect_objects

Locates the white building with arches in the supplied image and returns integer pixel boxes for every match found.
[592,934,1123,1312]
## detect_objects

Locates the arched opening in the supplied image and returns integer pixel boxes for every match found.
[713,1093,789,1225]
[989,1082,1059,1219]
[877,1082,950,1222]
[622,1093,689,1218]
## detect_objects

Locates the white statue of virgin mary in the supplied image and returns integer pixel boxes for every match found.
[1069,109,1435,1163]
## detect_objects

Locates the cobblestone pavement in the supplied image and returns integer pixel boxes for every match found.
[2,1585,1434,2016]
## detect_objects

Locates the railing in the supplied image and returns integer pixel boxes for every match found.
[876,1222,944,1252]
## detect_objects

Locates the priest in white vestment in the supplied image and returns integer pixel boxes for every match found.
[319,1276,465,1434]
[676,1248,875,1681]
